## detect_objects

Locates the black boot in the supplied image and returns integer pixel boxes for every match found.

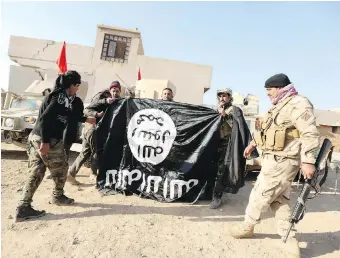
[15,205,46,222]
[52,194,75,206]
[209,193,223,209]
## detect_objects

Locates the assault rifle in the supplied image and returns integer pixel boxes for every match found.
[283,138,333,243]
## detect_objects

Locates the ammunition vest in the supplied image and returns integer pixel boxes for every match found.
[253,96,300,151]
[220,106,233,139]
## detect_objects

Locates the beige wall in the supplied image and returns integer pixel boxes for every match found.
[137,55,212,105]
[136,79,170,99]
[7,65,41,95]
[318,125,340,151]
[8,36,94,73]
[7,25,213,105]
[86,25,143,100]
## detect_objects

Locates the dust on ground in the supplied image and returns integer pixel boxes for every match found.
[1,144,340,258]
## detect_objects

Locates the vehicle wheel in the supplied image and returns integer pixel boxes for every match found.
[4,131,13,144]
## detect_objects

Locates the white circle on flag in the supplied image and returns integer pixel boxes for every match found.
[127,108,177,165]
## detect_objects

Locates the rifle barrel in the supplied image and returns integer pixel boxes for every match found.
[283,223,294,243]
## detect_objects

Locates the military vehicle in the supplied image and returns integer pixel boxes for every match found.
[235,92,262,172]
[1,77,88,150]
[1,90,43,146]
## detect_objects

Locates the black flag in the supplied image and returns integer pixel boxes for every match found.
[96,98,255,203]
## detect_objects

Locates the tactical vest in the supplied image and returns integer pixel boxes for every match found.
[253,96,300,151]
[220,106,233,139]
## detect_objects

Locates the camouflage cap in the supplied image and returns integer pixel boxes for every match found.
[217,88,232,96]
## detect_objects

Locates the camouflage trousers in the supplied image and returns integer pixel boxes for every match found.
[206,138,229,198]
[69,126,98,177]
[19,134,68,206]
[244,154,300,238]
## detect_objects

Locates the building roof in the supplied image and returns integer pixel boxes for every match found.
[314,109,340,127]
[97,24,142,35]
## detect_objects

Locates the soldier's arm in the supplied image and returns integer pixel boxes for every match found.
[75,99,87,123]
[84,107,100,118]
[84,99,109,117]
[290,97,320,164]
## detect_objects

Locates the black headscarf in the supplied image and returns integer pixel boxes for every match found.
[50,70,81,97]
[46,70,81,105]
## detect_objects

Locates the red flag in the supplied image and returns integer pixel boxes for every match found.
[137,67,141,80]
[56,41,67,73]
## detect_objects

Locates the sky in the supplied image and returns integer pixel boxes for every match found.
[1,1,340,113]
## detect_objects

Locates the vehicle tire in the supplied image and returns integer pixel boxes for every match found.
[4,131,13,144]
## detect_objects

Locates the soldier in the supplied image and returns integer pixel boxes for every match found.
[230,73,320,257]
[15,71,96,222]
[67,81,121,185]
[207,88,253,209]
[46,90,88,180]
[161,88,174,101]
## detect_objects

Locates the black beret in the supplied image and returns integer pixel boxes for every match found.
[265,73,291,88]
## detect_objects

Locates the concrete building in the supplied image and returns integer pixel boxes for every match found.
[7,24,213,105]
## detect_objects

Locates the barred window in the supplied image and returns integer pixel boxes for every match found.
[101,33,131,63]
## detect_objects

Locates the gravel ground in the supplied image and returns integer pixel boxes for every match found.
[1,144,339,258]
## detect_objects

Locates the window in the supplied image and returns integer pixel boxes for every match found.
[10,98,42,110]
[101,33,131,63]
[332,126,338,133]
[107,41,117,57]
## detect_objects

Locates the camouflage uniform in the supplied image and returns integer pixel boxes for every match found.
[67,86,118,184]
[68,123,97,180]
[230,74,320,258]
[16,71,82,222]
[20,134,69,208]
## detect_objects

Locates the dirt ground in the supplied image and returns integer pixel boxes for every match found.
[1,143,340,258]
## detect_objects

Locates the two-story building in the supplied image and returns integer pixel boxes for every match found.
[7,24,213,105]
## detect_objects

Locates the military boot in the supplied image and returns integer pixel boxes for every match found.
[230,222,255,238]
[52,194,75,206]
[67,174,80,185]
[209,192,223,209]
[15,205,46,222]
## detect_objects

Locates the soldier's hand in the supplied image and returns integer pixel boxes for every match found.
[301,163,315,179]
[86,117,96,124]
[39,143,50,156]
[106,97,114,104]
[96,111,104,118]
[218,107,226,116]
[244,143,255,158]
